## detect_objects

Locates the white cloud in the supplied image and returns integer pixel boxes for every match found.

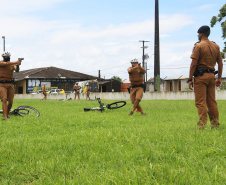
[0,12,196,79]
[197,4,217,10]
[160,14,194,33]
[0,0,71,12]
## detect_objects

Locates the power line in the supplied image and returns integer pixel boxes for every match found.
[85,62,129,74]
[85,61,226,77]
[148,67,188,69]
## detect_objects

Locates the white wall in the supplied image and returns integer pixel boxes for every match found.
[14,90,226,100]
[147,83,164,92]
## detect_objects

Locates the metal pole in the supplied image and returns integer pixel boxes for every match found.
[142,42,145,68]
[145,62,148,87]
[139,40,150,84]
[154,0,160,91]
[98,70,101,78]
[2,36,5,51]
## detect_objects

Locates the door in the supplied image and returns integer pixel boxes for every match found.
[18,87,23,94]
[170,81,173,91]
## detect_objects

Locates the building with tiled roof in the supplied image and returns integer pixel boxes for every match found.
[13,66,99,94]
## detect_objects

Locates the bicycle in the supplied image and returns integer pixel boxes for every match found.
[58,98,72,101]
[58,93,73,101]
[84,98,126,112]
[0,106,40,117]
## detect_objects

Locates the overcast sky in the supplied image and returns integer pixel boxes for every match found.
[0,0,225,80]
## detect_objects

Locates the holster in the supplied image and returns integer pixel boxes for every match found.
[127,87,131,93]
[194,68,204,77]
[194,67,217,77]
[143,84,146,93]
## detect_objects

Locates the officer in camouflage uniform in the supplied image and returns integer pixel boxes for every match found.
[128,58,146,116]
[188,25,223,129]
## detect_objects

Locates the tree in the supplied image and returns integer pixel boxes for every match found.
[111,76,122,82]
[210,4,226,58]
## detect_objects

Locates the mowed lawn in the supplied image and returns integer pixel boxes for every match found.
[0,99,225,184]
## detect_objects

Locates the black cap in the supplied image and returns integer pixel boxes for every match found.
[197,25,210,33]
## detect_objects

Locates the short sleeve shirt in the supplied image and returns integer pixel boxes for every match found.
[190,38,221,70]
[0,61,15,80]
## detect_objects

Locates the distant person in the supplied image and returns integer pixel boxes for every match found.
[42,84,47,100]
[188,25,223,129]
[0,51,22,120]
[127,58,146,116]
[73,83,81,100]
[86,84,91,100]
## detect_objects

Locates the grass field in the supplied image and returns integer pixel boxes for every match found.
[0,99,225,184]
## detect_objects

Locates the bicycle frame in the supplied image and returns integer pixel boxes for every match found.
[84,98,126,112]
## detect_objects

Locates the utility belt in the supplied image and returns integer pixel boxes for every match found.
[127,84,146,94]
[194,68,218,77]
[0,79,15,84]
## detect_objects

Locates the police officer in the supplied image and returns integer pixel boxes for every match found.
[188,25,223,129]
[128,58,146,116]
[86,84,91,100]
[73,82,81,100]
[0,51,22,120]
[42,84,47,100]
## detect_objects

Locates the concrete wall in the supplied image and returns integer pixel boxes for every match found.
[181,80,189,91]
[14,90,226,100]
[165,81,171,91]
[165,79,190,92]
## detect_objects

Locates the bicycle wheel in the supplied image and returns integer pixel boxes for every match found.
[16,106,40,117]
[106,101,126,109]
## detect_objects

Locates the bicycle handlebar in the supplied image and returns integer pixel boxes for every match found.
[97,98,105,112]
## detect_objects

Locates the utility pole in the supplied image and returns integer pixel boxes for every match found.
[139,40,150,84]
[139,40,150,68]
[98,70,100,78]
[145,62,148,87]
[154,0,160,91]
[2,36,5,51]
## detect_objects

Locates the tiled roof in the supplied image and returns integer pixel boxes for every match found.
[14,66,99,81]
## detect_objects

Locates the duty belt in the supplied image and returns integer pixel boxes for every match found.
[127,84,146,93]
[203,69,215,73]
[0,79,15,84]
[131,84,144,88]
[194,68,218,77]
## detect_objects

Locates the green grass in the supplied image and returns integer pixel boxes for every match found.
[0,99,225,184]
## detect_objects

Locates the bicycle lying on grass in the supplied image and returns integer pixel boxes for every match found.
[84,98,126,112]
[58,98,72,101]
[0,106,40,117]
[58,94,73,101]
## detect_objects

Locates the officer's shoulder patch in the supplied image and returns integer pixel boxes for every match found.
[192,41,200,52]
[194,41,200,46]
